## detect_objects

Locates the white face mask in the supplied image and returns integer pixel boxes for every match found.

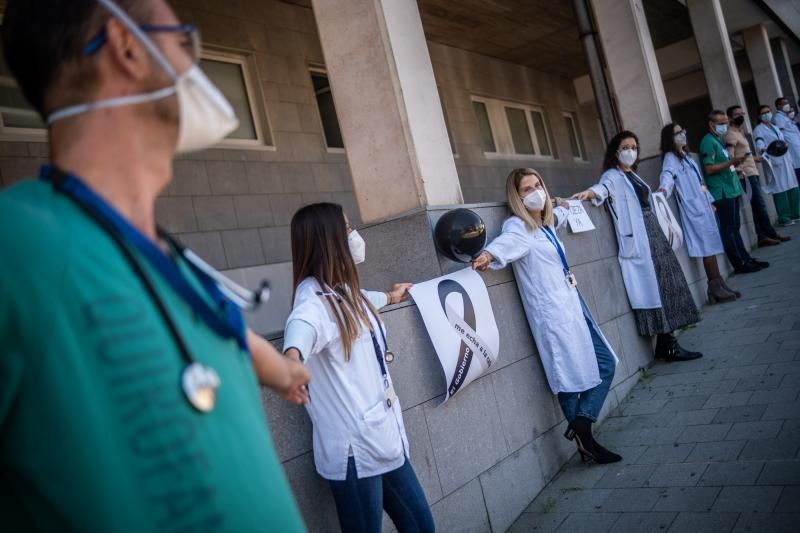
[674,132,687,146]
[522,188,547,211]
[348,230,366,265]
[617,148,637,167]
[46,0,238,154]
[781,104,791,113]
[790,111,797,119]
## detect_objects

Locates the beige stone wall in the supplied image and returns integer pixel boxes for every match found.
[0,0,606,267]
[431,42,606,202]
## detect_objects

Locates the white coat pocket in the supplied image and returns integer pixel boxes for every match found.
[362,400,389,426]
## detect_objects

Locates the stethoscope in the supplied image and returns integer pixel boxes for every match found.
[41,165,270,413]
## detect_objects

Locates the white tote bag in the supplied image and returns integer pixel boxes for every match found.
[651,192,684,252]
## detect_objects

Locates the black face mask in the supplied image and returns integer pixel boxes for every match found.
[733,116,745,126]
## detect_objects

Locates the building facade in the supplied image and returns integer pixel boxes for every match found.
[1,0,798,530]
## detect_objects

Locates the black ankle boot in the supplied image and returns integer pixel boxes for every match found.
[564,416,622,464]
[654,333,673,359]
[655,334,703,362]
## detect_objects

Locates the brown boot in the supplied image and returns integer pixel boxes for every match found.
[719,278,741,298]
[707,278,737,304]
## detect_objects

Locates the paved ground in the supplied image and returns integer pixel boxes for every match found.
[509,224,800,533]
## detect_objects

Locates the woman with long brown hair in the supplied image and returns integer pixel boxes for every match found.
[573,131,702,362]
[472,168,622,464]
[282,203,434,533]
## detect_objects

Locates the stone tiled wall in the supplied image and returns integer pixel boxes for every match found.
[431,44,606,203]
[0,0,606,270]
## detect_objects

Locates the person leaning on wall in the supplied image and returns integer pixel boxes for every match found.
[725,105,790,247]
[657,123,740,303]
[700,110,769,274]
[774,96,800,185]
[282,203,435,533]
[572,131,703,363]
[754,104,800,226]
[471,168,622,464]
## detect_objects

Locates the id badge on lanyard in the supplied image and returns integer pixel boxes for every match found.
[368,311,397,408]
[542,226,577,289]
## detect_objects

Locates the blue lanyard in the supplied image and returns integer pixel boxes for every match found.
[367,308,389,379]
[710,134,730,160]
[40,165,247,351]
[682,156,703,185]
[541,226,570,274]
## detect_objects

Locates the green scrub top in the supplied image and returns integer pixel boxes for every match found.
[699,132,743,201]
[0,179,306,532]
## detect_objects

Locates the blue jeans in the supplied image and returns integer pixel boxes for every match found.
[329,457,435,533]
[558,319,616,422]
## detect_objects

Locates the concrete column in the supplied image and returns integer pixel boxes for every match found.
[311,0,462,223]
[591,0,671,158]
[770,38,799,106]
[686,0,747,112]
[743,25,782,107]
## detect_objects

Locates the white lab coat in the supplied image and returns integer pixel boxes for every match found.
[589,168,662,310]
[658,152,724,258]
[286,278,409,481]
[484,210,618,394]
[774,112,800,169]
[753,122,797,194]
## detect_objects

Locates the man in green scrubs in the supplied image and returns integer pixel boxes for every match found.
[0,0,309,530]
[700,109,766,274]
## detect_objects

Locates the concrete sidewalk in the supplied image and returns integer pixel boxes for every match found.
[509,224,800,532]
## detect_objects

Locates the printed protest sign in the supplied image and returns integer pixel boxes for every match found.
[566,200,596,233]
[409,268,499,404]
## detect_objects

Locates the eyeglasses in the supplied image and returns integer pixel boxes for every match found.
[84,23,201,63]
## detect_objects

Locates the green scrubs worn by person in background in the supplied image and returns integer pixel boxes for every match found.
[0,0,309,531]
[700,110,767,274]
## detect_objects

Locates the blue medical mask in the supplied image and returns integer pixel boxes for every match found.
[714,124,728,136]
[761,112,773,122]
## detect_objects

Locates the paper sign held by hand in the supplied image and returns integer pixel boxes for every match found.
[566,200,596,233]
[409,268,499,405]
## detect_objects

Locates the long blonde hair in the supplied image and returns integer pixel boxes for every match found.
[505,168,554,231]
[290,203,379,360]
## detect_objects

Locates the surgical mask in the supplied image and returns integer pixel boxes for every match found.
[674,132,687,146]
[522,189,547,211]
[732,116,745,127]
[790,111,797,119]
[617,148,637,167]
[714,124,728,136]
[348,230,366,265]
[46,0,238,153]
[781,104,791,113]
[761,112,773,122]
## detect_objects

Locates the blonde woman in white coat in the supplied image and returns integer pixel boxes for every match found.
[573,131,702,362]
[472,168,621,464]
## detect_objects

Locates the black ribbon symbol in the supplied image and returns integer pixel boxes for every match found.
[437,279,476,398]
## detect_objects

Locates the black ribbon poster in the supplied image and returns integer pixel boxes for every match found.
[410,268,499,404]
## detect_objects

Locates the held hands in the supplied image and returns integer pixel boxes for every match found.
[277,357,311,405]
[571,189,596,201]
[387,283,413,305]
[471,251,493,272]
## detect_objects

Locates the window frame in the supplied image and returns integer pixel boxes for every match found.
[200,48,275,150]
[309,65,345,154]
[470,96,501,156]
[471,95,557,161]
[562,111,587,161]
